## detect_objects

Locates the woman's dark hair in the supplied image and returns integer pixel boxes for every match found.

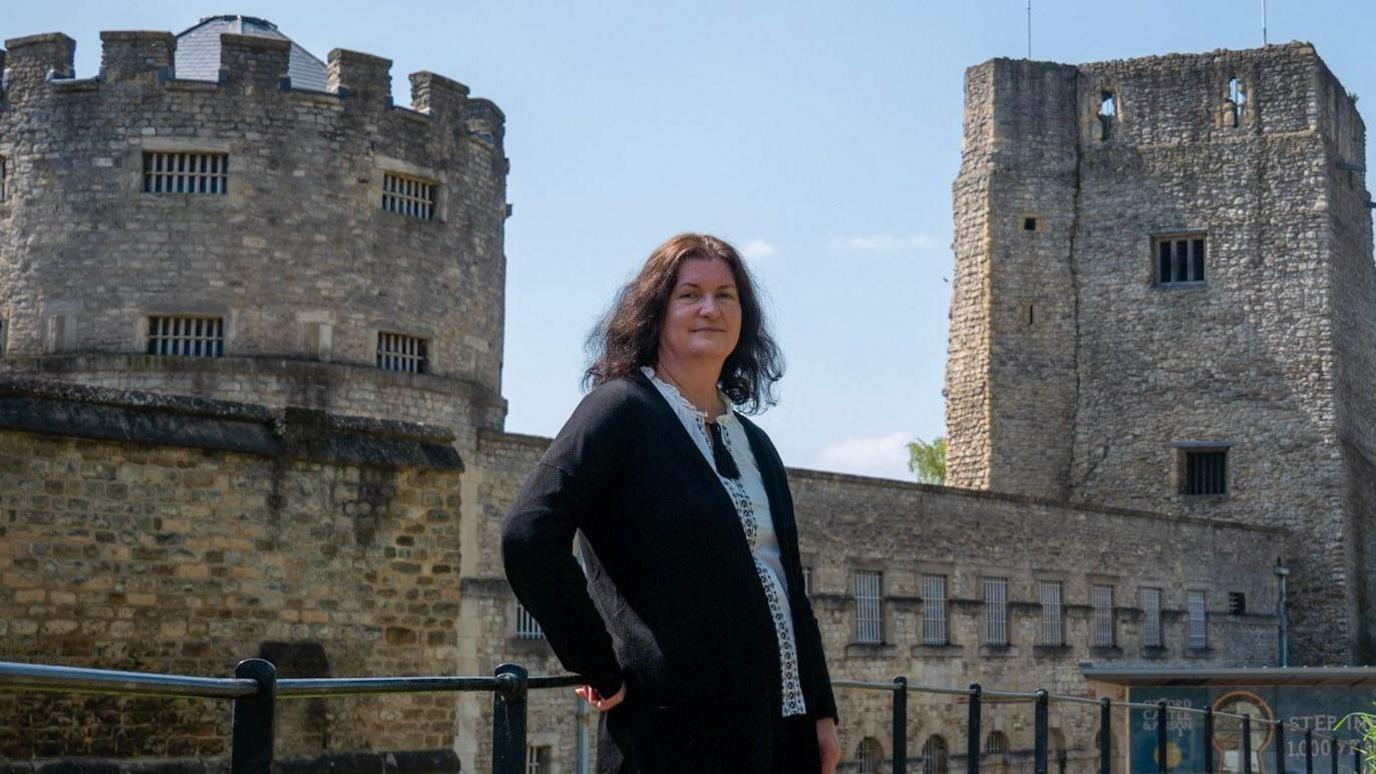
[584,233,783,413]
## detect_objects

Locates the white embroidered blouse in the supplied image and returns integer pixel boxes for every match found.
[641,367,807,717]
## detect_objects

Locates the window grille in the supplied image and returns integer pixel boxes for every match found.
[922,736,949,774]
[524,745,550,774]
[515,603,543,640]
[1155,234,1206,284]
[376,332,428,374]
[854,570,883,644]
[983,577,1009,646]
[921,574,948,645]
[1142,587,1164,648]
[984,732,1009,756]
[381,172,437,220]
[1228,591,1246,616]
[856,738,884,774]
[1092,584,1115,647]
[1188,590,1208,649]
[802,566,812,596]
[146,316,224,357]
[1183,450,1227,495]
[143,152,228,194]
[1038,581,1064,646]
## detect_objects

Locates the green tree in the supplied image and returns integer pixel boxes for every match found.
[906,436,946,485]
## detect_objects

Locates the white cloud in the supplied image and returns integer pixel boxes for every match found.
[740,239,778,259]
[815,431,913,481]
[834,233,941,253]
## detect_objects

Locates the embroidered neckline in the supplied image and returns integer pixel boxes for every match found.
[641,366,735,424]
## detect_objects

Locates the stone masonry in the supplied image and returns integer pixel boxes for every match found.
[945,43,1375,665]
[0,377,463,761]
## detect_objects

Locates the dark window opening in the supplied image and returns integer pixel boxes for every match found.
[1027,304,1035,326]
[1155,234,1207,284]
[1098,92,1117,140]
[1183,449,1227,495]
[1228,591,1247,615]
[1024,217,1038,231]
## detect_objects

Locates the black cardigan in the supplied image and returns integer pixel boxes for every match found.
[501,372,837,728]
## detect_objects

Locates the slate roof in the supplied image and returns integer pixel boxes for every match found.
[174,15,329,91]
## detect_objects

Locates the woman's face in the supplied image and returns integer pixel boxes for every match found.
[659,256,742,367]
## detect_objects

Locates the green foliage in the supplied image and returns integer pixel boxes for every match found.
[1337,710,1376,765]
[906,436,947,485]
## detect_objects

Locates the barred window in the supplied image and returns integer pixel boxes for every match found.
[856,738,885,774]
[515,603,543,640]
[1038,581,1064,646]
[1228,591,1247,615]
[376,332,428,374]
[146,316,224,357]
[1142,587,1164,648]
[143,152,228,194]
[854,570,883,644]
[983,732,1009,756]
[1188,590,1208,649]
[922,735,949,774]
[524,745,550,774]
[381,172,437,220]
[921,574,948,645]
[983,577,1009,646]
[1155,234,1206,285]
[1092,584,1115,647]
[1183,449,1228,495]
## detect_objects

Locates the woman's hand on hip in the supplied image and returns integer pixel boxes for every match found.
[817,717,840,774]
[575,682,626,712]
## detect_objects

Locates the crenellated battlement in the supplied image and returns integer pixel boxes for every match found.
[0,26,504,144]
[0,17,511,436]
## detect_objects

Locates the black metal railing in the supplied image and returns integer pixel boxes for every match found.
[1,660,1368,774]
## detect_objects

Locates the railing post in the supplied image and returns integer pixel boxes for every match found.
[892,677,908,774]
[1099,698,1112,774]
[967,684,982,774]
[492,663,529,774]
[1034,689,1049,774]
[1204,705,1215,774]
[1157,700,1169,774]
[1243,714,1253,774]
[1276,720,1287,774]
[230,658,277,774]
[1306,729,1314,774]
[1332,736,1339,774]
[1354,742,1363,774]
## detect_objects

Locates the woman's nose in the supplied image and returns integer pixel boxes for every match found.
[698,298,720,317]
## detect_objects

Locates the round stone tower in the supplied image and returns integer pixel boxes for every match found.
[0,18,509,443]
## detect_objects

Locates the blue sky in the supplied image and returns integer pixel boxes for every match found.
[9,1,1375,480]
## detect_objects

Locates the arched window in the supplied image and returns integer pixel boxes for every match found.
[1050,728,1068,774]
[922,735,949,774]
[856,737,885,774]
[984,730,1009,756]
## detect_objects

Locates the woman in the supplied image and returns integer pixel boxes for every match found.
[502,234,840,773]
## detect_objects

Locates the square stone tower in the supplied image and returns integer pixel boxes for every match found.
[946,43,1376,665]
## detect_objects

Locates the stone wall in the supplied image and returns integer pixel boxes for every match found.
[0,28,508,433]
[0,378,464,763]
[462,430,1282,773]
[946,43,1373,664]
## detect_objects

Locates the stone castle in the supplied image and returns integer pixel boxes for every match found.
[0,17,1367,774]
[945,44,1374,665]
